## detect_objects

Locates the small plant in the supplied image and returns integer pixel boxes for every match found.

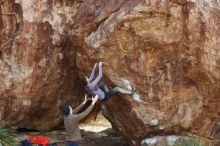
[173,138,204,146]
[0,126,17,146]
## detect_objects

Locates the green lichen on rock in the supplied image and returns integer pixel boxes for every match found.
[173,138,204,146]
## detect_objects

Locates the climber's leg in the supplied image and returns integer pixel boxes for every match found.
[103,87,134,101]
[99,81,109,93]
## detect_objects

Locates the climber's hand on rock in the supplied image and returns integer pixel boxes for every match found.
[92,95,98,105]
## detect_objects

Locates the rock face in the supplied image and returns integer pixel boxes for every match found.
[0,0,83,131]
[77,0,220,145]
[0,0,220,145]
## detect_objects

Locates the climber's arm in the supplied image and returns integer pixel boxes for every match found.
[88,63,97,82]
[76,95,98,120]
[90,62,103,86]
[72,94,90,114]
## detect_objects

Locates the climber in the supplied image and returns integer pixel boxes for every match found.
[61,94,98,146]
[83,62,135,101]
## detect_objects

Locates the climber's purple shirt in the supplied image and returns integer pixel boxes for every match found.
[85,65,105,100]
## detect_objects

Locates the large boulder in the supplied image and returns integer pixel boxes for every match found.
[0,0,83,131]
[0,0,220,145]
[76,0,220,145]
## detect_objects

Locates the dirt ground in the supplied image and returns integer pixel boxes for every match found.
[16,125,128,146]
[16,113,128,146]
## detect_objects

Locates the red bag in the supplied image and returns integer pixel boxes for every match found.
[29,136,49,146]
